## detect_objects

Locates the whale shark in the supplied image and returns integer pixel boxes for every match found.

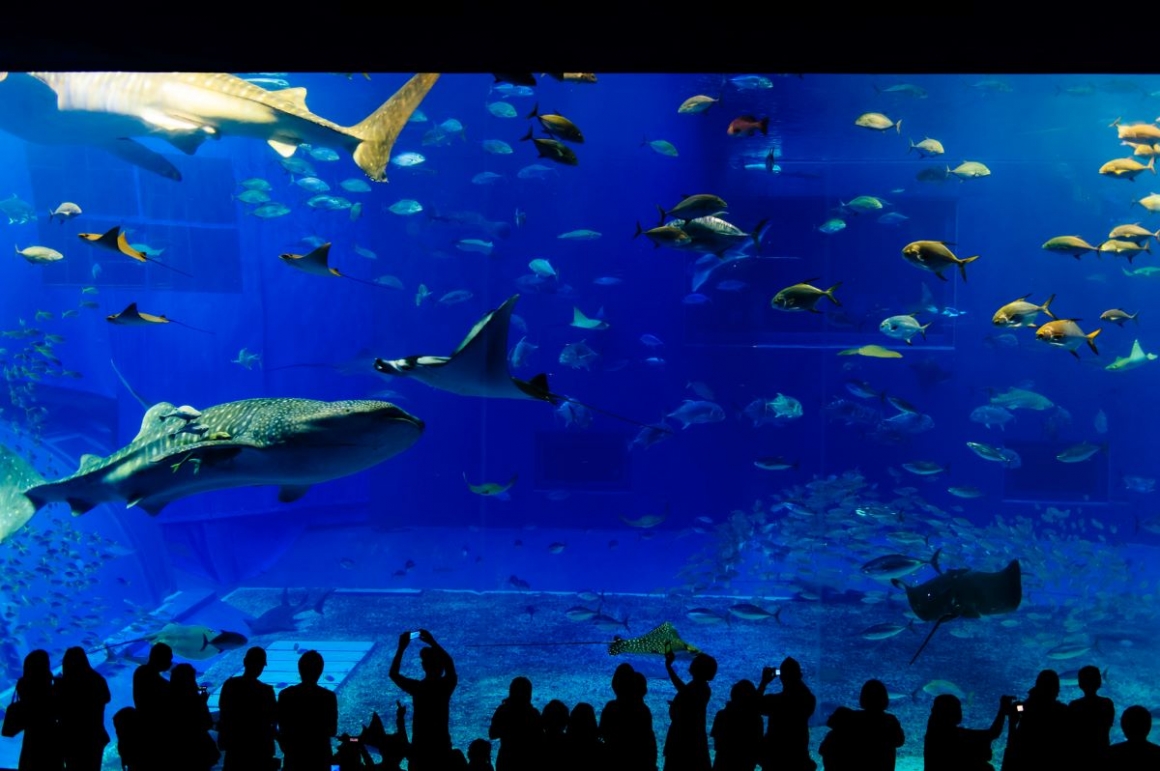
[0,72,439,182]
[893,559,1022,663]
[0,445,44,543]
[22,397,424,517]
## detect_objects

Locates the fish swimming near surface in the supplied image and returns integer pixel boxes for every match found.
[0,72,438,182]
[607,621,701,656]
[892,559,1022,664]
[20,396,424,517]
[244,587,334,635]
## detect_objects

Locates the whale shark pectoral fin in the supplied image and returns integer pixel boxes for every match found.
[100,138,183,181]
[278,485,312,503]
[126,497,167,517]
[267,138,299,158]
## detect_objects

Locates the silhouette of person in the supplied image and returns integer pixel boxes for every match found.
[277,649,338,771]
[819,679,903,771]
[488,675,544,771]
[217,646,277,771]
[710,679,763,771]
[132,642,173,771]
[389,629,457,771]
[466,738,494,770]
[15,649,61,771]
[564,701,607,771]
[662,648,717,771]
[358,700,409,770]
[923,693,1011,771]
[1067,665,1114,769]
[1105,704,1160,768]
[1000,669,1069,771]
[599,663,657,771]
[168,662,218,771]
[332,732,375,770]
[541,698,570,768]
[55,646,111,771]
[757,656,817,771]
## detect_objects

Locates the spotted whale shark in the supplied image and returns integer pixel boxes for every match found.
[22,397,424,517]
[0,72,439,181]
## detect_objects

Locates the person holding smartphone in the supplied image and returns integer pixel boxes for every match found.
[923,693,1012,771]
[389,629,457,771]
[757,657,817,771]
[999,670,1068,771]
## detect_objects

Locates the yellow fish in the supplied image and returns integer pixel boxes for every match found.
[1035,319,1101,359]
[901,240,979,282]
[839,345,902,359]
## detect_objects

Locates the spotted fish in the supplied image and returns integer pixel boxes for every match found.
[22,397,424,516]
[0,445,45,542]
[607,621,701,656]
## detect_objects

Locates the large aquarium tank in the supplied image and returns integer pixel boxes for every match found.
[0,65,1154,769]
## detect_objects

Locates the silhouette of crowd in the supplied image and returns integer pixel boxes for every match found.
[2,631,1155,771]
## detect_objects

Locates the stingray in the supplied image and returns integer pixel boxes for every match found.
[893,559,1022,664]
[279,242,387,288]
[373,293,665,431]
[103,622,248,660]
[608,621,701,656]
[106,302,212,334]
[78,225,192,277]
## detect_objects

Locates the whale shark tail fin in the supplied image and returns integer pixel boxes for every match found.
[352,73,440,183]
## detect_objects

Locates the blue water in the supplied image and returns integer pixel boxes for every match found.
[0,71,1157,768]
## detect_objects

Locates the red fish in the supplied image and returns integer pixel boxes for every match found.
[727,115,769,137]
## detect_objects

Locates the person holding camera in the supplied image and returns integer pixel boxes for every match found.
[757,657,817,771]
[389,629,457,771]
[923,694,1011,771]
[167,663,219,771]
[999,670,1068,771]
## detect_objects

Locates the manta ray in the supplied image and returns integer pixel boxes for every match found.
[21,397,424,517]
[374,294,556,402]
[893,559,1022,664]
[0,72,438,182]
[373,294,665,430]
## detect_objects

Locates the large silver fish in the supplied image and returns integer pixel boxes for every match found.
[22,397,424,517]
[0,72,439,181]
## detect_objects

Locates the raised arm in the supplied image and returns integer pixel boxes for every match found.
[664,648,685,691]
[389,631,411,687]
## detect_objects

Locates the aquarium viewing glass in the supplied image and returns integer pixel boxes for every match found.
[0,71,1151,771]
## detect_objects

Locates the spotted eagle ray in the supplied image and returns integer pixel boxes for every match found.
[892,559,1021,664]
[21,397,424,517]
[107,302,212,334]
[373,294,667,431]
[78,225,192,276]
[279,242,387,288]
[0,72,439,182]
